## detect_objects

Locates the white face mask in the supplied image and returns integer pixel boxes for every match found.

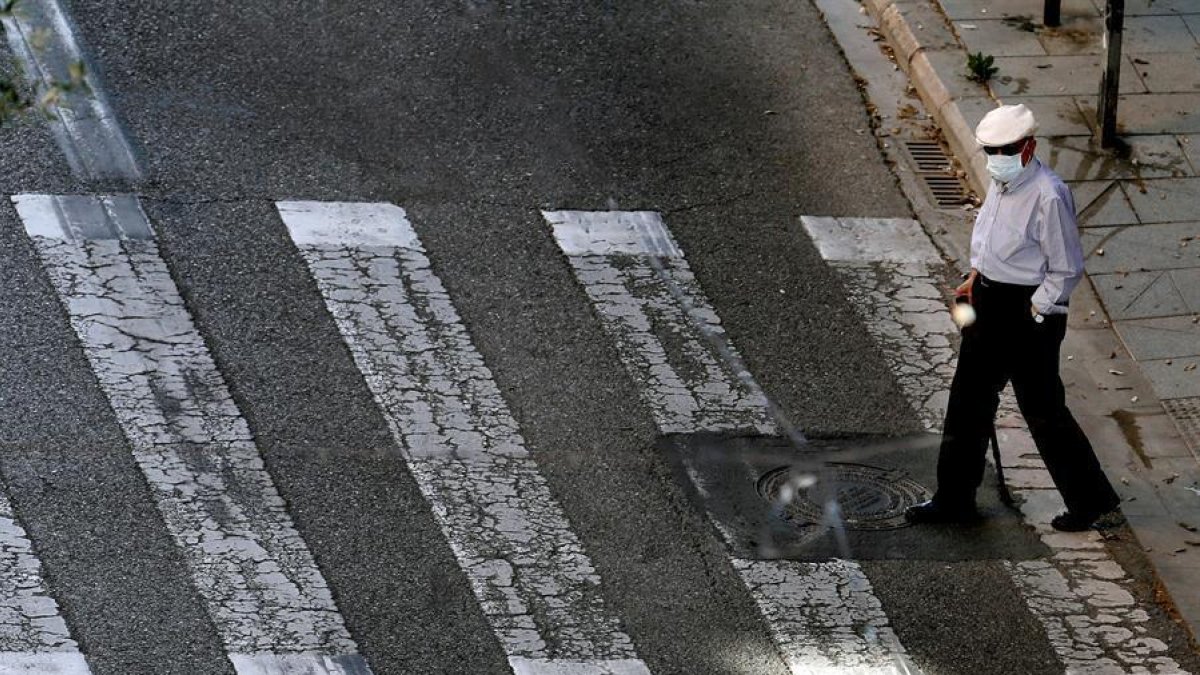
[986,153,1024,183]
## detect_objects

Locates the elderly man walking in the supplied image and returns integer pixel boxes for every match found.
[905,103,1121,532]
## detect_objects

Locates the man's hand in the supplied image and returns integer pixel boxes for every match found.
[956,269,979,305]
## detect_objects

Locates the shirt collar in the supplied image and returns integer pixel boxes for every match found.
[999,157,1040,193]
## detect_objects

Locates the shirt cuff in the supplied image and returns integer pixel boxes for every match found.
[1034,301,1070,315]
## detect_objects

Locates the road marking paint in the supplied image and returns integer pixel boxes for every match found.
[13,194,369,675]
[545,210,914,674]
[0,0,141,181]
[278,201,649,675]
[799,216,941,265]
[803,215,1187,674]
[0,491,90,673]
[799,217,959,432]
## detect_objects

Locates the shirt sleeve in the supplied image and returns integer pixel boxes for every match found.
[1031,187,1084,315]
[969,191,989,271]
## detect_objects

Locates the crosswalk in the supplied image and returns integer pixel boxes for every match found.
[0,195,1191,675]
[15,194,369,675]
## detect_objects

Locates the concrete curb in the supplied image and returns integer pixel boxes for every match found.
[862,0,989,198]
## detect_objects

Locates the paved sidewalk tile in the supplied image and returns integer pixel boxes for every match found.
[1122,15,1199,53]
[1071,180,1139,227]
[1185,15,1200,40]
[954,20,1047,57]
[1114,316,1200,361]
[1083,222,1200,274]
[1124,178,1200,223]
[1180,135,1200,172]
[992,55,1146,97]
[1092,269,1200,320]
[1077,94,1200,135]
[1139,358,1200,399]
[940,0,1098,21]
[1127,53,1200,94]
[1127,136,1196,178]
[1102,0,1200,16]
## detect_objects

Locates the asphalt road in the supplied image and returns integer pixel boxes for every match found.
[0,1,1196,674]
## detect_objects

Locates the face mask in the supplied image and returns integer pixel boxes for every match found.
[986,153,1024,183]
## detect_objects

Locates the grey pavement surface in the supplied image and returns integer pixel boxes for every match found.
[865,0,1200,648]
[0,0,1196,673]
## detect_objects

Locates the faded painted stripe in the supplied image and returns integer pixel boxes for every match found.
[0,652,90,674]
[806,215,1188,674]
[277,201,648,673]
[800,217,942,264]
[545,211,772,435]
[13,194,369,675]
[508,657,656,675]
[543,210,682,258]
[0,491,89,672]
[0,0,141,181]
[228,653,372,675]
[546,210,915,674]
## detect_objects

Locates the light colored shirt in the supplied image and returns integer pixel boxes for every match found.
[970,157,1083,315]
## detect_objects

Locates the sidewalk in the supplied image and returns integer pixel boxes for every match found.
[864,0,1200,642]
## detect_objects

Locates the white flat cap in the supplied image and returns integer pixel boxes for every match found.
[975,104,1038,147]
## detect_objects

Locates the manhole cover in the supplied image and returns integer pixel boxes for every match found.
[756,463,930,531]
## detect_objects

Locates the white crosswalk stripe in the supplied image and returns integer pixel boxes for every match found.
[544,210,916,674]
[277,201,650,675]
[13,194,371,675]
[0,492,89,674]
[802,215,1188,675]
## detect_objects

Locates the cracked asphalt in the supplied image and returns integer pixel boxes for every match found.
[0,1,1197,674]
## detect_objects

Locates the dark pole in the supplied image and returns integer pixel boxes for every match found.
[1098,0,1125,148]
[1044,0,1061,27]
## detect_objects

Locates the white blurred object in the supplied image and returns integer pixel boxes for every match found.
[952,302,977,329]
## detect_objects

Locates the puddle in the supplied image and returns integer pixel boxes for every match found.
[1110,408,1152,469]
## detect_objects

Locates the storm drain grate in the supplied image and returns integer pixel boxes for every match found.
[904,140,969,208]
[1164,397,1200,454]
[757,463,931,531]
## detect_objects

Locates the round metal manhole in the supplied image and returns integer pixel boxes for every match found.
[757,463,931,531]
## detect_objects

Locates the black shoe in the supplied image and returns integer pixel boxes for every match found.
[904,499,980,525]
[1050,511,1101,532]
[1051,503,1121,532]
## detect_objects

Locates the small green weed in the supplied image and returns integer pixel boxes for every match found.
[966,51,998,83]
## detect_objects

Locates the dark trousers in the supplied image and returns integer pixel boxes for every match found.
[935,275,1120,516]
